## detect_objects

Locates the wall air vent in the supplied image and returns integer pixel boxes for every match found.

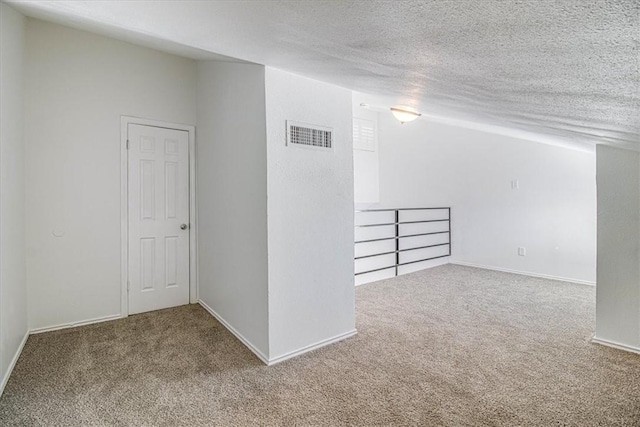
[286,121,333,150]
[353,117,376,152]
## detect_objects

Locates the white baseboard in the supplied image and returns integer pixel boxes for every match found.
[592,336,640,355]
[355,272,395,287]
[451,261,596,286]
[5,303,356,397]
[0,331,29,397]
[268,329,357,366]
[356,258,451,287]
[198,300,357,366]
[2,314,123,396]
[29,313,124,334]
[197,300,270,365]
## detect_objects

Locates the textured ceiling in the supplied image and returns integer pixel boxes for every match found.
[8,0,640,149]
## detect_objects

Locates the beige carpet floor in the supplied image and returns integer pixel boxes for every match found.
[1,265,640,426]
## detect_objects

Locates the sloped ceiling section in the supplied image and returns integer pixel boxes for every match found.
[9,0,639,149]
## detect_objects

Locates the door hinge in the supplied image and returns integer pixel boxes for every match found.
[127,281,130,292]
[126,139,130,149]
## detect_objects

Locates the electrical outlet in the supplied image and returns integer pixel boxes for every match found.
[511,179,520,190]
[518,247,526,256]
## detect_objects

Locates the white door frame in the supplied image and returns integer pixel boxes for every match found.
[120,116,197,317]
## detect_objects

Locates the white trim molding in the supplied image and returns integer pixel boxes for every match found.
[355,259,451,287]
[451,261,596,286]
[197,300,270,365]
[2,314,122,397]
[198,300,357,366]
[592,336,640,355]
[120,116,198,318]
[268,329,357,366]
[29,313,124,335]
[0,331,28,397]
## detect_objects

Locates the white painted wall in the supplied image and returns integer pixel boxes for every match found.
[0,2,28,392]
[264,68,356,360]
[594,145,640,350]
[196,61,269,358]
[24,19,197,330]
[355,94,596,284]
[20,19,355,363]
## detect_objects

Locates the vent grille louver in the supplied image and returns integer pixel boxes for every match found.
[353,117,376,151]
[287,121,333,150]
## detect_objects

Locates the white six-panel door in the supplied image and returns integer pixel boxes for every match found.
[128,124,190,314]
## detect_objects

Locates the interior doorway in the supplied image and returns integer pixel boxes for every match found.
[121,117,197,316]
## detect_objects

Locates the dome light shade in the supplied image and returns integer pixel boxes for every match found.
[390,106,421,124]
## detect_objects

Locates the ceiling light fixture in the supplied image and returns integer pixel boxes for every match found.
[390,106,421,124]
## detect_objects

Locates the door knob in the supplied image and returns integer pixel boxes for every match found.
[180,224,188,230]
